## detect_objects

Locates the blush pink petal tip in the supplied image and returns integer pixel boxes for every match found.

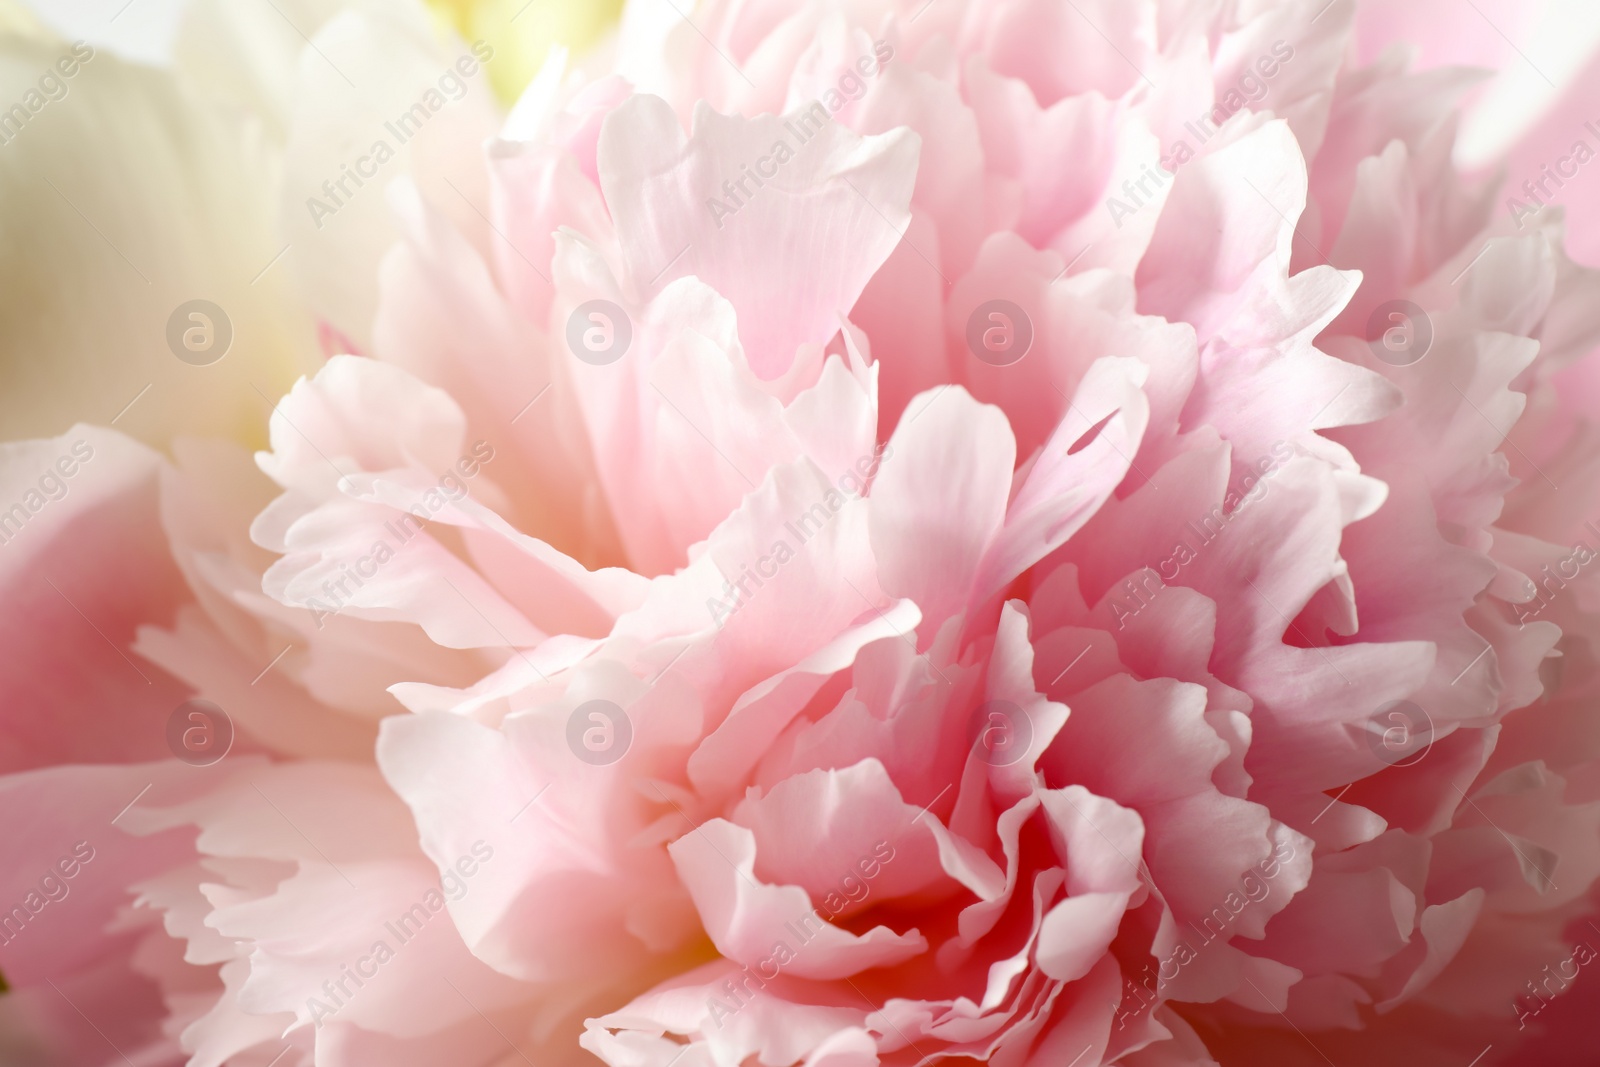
[5,1,1600,1066]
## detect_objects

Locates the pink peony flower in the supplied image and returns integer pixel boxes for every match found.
[4,1,1600,1066]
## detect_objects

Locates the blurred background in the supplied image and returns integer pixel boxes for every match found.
[0,0,622,452]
